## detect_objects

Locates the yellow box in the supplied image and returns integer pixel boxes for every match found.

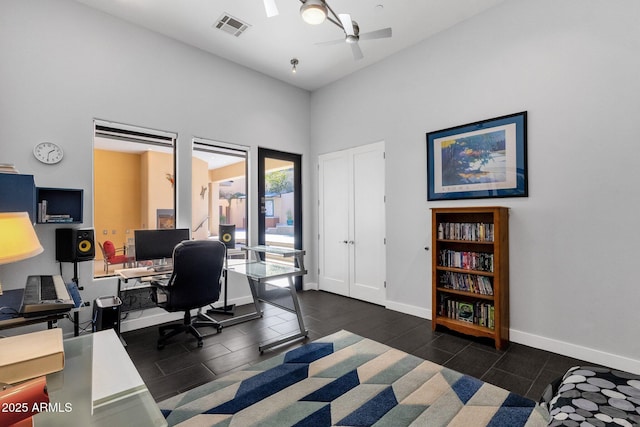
[0,328,64,384]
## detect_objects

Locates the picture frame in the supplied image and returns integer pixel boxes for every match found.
[426,111,528,201]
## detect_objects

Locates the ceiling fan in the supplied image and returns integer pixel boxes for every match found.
[263,0,392,60]
[263,0,279,17]
[317,13,392,60]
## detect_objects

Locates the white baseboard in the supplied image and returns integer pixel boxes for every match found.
[509,328,640,375]
[303,281,318,291]
[384,300,430,319]
[120,294,256,333]
[120,308,182,333]
[382,299,640,375]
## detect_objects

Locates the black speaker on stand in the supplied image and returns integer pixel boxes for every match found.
[55,228,95,290]
[55,228,96,262]
[207,224,236,316]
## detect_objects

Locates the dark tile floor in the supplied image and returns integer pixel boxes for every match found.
[122,290,588,403]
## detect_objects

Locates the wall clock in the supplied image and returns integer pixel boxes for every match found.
[33,142,64,164]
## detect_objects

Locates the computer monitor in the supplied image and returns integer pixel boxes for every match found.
[133,228,190,262]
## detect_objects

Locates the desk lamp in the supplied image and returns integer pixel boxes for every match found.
[0,212,44,294]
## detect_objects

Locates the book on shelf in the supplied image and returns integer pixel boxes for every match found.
[438,249,494,272]
[457,302,474,323]
[38,200,47,223]
[44,216,74,223]
[439,271,493,295]
[438,222,494,242]
[37,200,74,222]
[437,295,494,330]
[0,163,19,174]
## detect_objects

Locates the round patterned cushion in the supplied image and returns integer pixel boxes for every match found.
[547,366,640,427]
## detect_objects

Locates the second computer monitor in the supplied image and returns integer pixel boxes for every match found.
[134,228,190,262]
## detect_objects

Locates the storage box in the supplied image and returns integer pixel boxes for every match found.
[0,328,64,384]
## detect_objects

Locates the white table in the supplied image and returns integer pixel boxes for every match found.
[34,329,166,426]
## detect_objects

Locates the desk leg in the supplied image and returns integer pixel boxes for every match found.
[258,276,309,353]
[217,276,263,328]
[206,270,235,316]
[74,311,79,336]
[116,278,122,336]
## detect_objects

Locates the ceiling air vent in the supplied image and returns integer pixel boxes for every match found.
[214,13,251,37]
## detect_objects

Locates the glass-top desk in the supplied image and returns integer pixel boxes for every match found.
[34,329,166,426]
[114,245,308,352]
[221,245,308,352]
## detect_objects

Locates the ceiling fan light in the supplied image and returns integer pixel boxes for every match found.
[300,0,327,25]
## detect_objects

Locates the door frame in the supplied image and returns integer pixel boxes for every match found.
[257,148,303,288]
[318,141,386,305]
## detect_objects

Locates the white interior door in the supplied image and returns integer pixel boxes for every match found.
[318,151,350,296]
[349,143,386,304]
[318,141,386,305]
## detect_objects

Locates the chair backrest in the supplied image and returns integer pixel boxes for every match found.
[102,240,116,258]
[165,240,226,311]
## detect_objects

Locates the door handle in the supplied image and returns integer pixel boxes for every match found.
[342,240,348,244]
[348,240,354,245]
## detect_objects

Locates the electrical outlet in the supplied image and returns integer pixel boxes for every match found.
[103,229,108,235]
[112,230,117,234]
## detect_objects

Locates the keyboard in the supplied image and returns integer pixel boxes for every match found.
[20,275,74,317]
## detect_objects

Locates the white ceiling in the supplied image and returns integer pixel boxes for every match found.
[73,0,505,91]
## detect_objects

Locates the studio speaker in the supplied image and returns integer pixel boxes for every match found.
[56,228,95,262]
[219,224,235,249]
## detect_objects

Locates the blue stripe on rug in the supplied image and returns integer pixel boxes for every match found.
[486,406,535,427]
[284,342,334,364]
[205,363,309,414]
[292,404,332,427]
[300,369,360,402]
[451,375,484,404]
[502,392,536,408]
[337,386,398,426]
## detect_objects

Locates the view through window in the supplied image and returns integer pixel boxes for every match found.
[93,121,176,278]
[191,140,248,253]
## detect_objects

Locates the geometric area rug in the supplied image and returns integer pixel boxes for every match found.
[158,330,550,426]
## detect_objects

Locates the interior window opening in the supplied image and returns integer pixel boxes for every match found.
[93,121,176,278]
[192,140,249,259]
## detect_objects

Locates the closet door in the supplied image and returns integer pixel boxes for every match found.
[349,143,386,304]
[318,151,350,296]
[318,141,386,305]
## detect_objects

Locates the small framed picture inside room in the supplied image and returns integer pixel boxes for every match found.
[426,111,528,201]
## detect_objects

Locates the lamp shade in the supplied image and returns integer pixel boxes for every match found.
[300,0,327,25]
[0,212,43,265]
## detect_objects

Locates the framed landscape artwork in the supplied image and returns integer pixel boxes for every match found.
[426,111,528,201]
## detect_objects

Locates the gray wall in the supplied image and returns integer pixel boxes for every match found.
[0,0,310,332]
[2,0,639,373]
[309,0,640,372]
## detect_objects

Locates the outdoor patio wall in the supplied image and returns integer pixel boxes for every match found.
[0,0,311,335]
[309,0,640,372]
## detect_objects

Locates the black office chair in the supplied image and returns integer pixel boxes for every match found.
[151,240,226,349]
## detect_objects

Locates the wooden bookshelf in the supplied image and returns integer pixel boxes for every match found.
[431,206,509,350]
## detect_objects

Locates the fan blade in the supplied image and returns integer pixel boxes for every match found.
[359,27,392,40]
[351,43,364,60]
[263,0,279,17]
[316,38,346,46]
[338,13,355,36]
